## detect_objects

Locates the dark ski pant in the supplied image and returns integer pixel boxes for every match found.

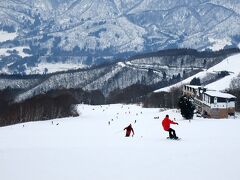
[167,128,177,139]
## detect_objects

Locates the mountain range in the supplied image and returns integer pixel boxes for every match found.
[0,0,240,74]
[0,48,238,102]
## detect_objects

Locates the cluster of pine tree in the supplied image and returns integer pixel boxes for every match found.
[190,77,201,86]
[178,95,195,119]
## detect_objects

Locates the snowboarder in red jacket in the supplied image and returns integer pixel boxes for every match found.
[124,124,135,137]
[162,115,179,139]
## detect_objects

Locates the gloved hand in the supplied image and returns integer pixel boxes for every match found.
[176,123,179,125]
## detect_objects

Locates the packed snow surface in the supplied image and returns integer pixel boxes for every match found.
[0,104,240,180]
[205,53,240,91]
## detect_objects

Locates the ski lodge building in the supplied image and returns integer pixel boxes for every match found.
[183,85,236,119]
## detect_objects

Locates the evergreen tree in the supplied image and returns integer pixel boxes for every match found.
[190,77,201,85]
[178,95,195,119]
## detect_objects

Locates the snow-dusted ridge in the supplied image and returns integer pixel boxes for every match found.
[0,0,240,74]
[155,53,240,93]
[0,48,237,102]
[25,62,87,74]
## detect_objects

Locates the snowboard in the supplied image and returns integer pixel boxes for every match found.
[167,137,181,141]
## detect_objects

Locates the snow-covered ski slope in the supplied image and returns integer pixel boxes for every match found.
[0,104,240,180]
[155,53,240,92]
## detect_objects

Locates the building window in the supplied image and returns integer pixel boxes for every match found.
[214,97,217,104]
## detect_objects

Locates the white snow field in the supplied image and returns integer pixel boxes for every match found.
[0,31,18,43]
[0,46,31,58]
[25,62,87,74]
[0,104,240,180]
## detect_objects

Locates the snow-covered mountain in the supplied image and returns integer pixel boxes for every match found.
[0,0,240,74]
[1,104,240,180]
[155,53,240,93]
[0,48,237,102]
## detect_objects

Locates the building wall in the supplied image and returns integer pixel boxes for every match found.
[184,85,236,119]
[202,104,235,119]
[210,102,235,109]
[227,107,235,115]
[210,109,228,119]
[183,86,198,97]
[194,98,203,112]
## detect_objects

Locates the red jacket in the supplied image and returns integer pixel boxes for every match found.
[162,117,177,131]
[124,125,134,137]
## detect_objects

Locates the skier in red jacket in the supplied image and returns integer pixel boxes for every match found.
[162,115,179,139]
[124,124,135,137]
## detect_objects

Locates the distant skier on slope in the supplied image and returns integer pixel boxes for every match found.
[124,124,135,137]
[162,115,179,139]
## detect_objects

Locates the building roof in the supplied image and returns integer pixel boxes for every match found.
[205,91,236,99]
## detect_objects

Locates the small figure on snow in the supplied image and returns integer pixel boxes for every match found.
[124,124,135,137]
[162,115,179,139]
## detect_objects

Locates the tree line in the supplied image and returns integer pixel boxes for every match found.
[0,88,104,127]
